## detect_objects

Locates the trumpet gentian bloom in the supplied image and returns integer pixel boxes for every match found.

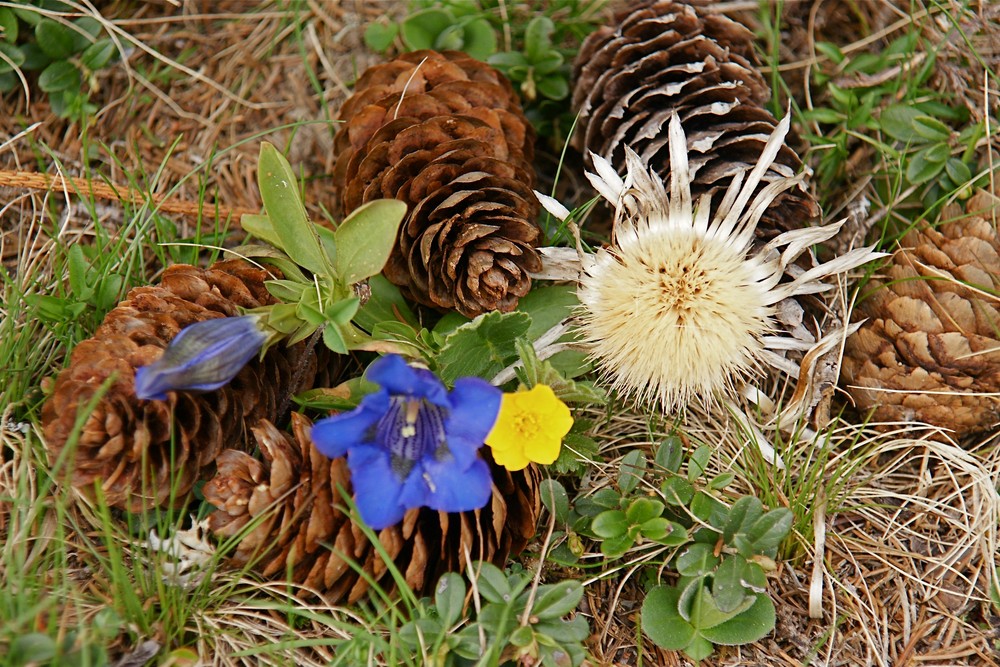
[135,315,267,400]
[311,354,500,529]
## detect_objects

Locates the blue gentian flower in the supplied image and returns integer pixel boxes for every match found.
[311,354,501,529]
[135,315,268,400]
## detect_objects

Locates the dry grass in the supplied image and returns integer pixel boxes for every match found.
[2,0,999,665]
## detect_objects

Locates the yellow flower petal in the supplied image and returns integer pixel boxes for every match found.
[484,384,574,471]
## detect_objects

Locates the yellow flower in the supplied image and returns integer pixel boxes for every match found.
[485,384,573,471]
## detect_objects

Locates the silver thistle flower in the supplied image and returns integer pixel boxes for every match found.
[536,113,885,413]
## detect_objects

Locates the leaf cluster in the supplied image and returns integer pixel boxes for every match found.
[802,33,990,229]
[398,563,589,667]
[540,438,792,661]
[363,0,605,141]
[3,608,122,667]
[0,1,117,119]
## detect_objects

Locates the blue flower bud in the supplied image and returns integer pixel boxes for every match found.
[134,315,268,400]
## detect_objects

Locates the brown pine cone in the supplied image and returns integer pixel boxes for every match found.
[204,412,541,603]
[332,50,542,317]
[572,0,820,239]
[41,259,333,511]
[841,190,1000,438]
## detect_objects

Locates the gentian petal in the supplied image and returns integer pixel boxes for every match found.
[419,456,493,513]
[445,377,501,466]
[310,390,388,459]
[346,445,407,529]
[367,354,449,406]
[134,315,267,400]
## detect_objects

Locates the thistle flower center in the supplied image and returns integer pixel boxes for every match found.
[377,397,448,479]
[580,228,772,409]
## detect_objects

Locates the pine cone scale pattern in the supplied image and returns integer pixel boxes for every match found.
[333,50,541,317]
[203,413,541,603]
[41,260,335,511]
[841,191,1000,437]
[573,0,819,238]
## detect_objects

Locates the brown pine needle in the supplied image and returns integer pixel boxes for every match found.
[0,169,256,221]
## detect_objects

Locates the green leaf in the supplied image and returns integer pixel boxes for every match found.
[473,561,513,604]
[515,338,605,404]
[747,509,793,554]
[802,107,845,124]
[322,323,347,353]
[354,274,419,330]
[81,38,115,71]
[9,633,58,663]
[0,8,18,43]
[264,279,307,303]
[240,214,282,248]
[912,115,951,143]
[19,41,49,70]
[660,476,694,506]
[516,283,579,342]
[676,543,719,577]
[325,297,360,326]
[257,142,327,275]
[625,497,664,525]
[0,42,24,76]
[38,60,80,92]
[906,143,950,184]
[600,532,634,558]
[508,625,534,647]
[435,311,530,384]
[400,8,452,51]
[334,199,407,285]
[591,510,628,539]
[488,51,529,69]
[539,479,569,524]
[691,491,728,528]
[708,472,735,491]
[654,436,684,473]
[618,450,646,494]
[67,244,88,297]
[690,584,751,630]
[531,580,583,620]
[814,41,844,64]
[687,444,711,482]
[363,21,398,53]
[524,16,555,62]
[880,104,925,142]
[35,18,76,59]
[723,496,764,545]
[712,555,751,613]
[641,586,696,651]
[459,18,496,60]
[700,594,776,646]
[435,572,466,627]
[944,157,972,185]
[536,75,569,101]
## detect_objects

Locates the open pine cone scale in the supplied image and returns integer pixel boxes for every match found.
[204,412,541,603]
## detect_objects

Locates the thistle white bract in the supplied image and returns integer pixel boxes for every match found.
[536,113,884,412]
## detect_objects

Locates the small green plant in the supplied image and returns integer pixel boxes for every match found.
[0,1,118,119]
[801,32,990,234]
[363,0,605,141]
[542,438,792,661]
[398,564,589,666]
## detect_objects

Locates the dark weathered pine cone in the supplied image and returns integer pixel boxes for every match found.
[204,413,542,603]
[841,190,1000,438]
[41,259,333,511]
[332,49,542,317]
[572,0,820,238]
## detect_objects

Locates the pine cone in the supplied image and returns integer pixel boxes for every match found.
[332,50,542,317]
[572,0,820,238]
[41,259,333,511]
[204,412,541,603]
[841,190,1000,438]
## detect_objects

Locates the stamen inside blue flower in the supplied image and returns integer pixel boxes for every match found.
[376,397,449,479]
